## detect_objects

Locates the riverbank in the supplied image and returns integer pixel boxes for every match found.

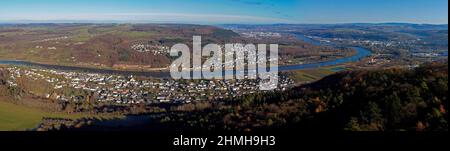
[0,59,171,78]
[0,33,373,78]
[0,46,372,78]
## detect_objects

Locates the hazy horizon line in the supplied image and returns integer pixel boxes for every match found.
[0,20,448,26]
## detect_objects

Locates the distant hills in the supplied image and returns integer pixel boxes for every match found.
[0,24,240,69]
[0,23,347,70]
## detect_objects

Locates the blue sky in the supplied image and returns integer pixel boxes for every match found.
[0,0,447,24]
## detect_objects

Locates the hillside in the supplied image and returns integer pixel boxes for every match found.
[0,24,240,69]
[303,62,448,131]
[0,23,354,70]
[131,62,448,132]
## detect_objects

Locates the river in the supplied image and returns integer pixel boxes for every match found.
[0,34,372,77]
[279,47,371,71]
[0,60,171,78]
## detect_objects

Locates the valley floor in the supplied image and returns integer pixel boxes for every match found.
[0,99,105,131]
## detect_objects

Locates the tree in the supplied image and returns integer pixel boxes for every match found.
[385,92,402,130]
[345,117,361,131]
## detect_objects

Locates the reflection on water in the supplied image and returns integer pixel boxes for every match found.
[294,34,321,45]
[279,47,372,71]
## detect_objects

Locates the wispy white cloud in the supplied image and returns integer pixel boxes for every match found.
[0,13,294,24]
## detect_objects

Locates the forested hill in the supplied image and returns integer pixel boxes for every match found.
[123,62,448,132]
[189,62,448,132]
[283,62,448,131]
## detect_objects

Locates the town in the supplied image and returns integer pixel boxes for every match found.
[5,66,294,105]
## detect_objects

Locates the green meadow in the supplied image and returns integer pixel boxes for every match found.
[0,100,90,131]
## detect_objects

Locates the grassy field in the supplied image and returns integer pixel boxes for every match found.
[0,100,88,131]
[289,66,349,83]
